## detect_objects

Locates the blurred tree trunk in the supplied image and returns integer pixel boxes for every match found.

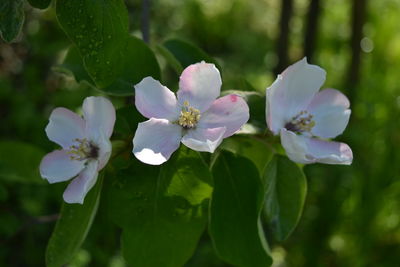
[274,0,294,75]
[141,0,151,43]
[303,0,321,62]
[346,0,367,103]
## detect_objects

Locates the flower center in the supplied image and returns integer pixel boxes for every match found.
[178,101,201,129]
[285,110,316,133]
[67,138,99,161]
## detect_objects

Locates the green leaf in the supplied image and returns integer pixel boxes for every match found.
[220,136,274,175]
[56,0,160,95]
[54,46,94,84]
[46,175,103,267]
[162,38,220,72]
[113,106,144,138]
[0,0,24,42]
[100,36,161,96]
[105,147,212,267]
[27,0,51,9]
[157,44,184,74]
[210,151,272,267]
[263,155,307,241]
[0,140,45,184]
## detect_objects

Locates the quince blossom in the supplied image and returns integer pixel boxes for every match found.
[133,62,249,165]
[266,58,353,164]
[40,96,115,204]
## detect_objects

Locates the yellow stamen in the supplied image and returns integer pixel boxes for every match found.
[178,102,201,129]
[285,110,316,133]
[67,138,98,161]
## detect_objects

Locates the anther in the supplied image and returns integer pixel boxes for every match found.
[67,138,99,161]
[285,110,316,133]
[178,102,201,129]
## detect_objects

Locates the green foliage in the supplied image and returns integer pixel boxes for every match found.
[100,36,161,96]
[162,38,221,74]
[220,135,273,174]
[263,155,307,242]
[2,0,400,266]
[46,175,103,267]
[0,0,24,42]
[210,151,272,267]
[0,141,45,184]
[55,46,94,85]
[27,0,52,9]
[105,147,212,267]
[55,0,160,95]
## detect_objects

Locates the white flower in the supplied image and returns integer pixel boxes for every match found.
[40,96,116,204]
[132,62,250,165]
[266,58,353,164]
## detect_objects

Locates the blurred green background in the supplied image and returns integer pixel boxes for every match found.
[1,0,399,266]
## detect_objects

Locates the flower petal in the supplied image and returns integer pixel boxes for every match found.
[40,150,86,183]
[280,128,352,165]
[266,58,326,134]
[198,94,249,138]
[83,96,116,140]
[132,118,182,165]
[45,107,85,149]
[134,77,180,121]
[181,127,226,153]
[96,133,112,171]
[307,89,351,138]
[177,62,222,112]
[63,160,99,204]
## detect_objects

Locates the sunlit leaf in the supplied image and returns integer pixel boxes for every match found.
[210,151,272,267]
[105,147,212,267]
[263,155,307,241]
[46,175,103,267]
[0,0,24,42]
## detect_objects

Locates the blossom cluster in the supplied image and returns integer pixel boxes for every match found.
[39,59,353,204]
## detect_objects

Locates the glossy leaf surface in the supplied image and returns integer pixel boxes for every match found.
[0,0,24,42]
[106,147,212,267]
[46,175,103,267]
[263,155,307,241]
[210,151,272,267]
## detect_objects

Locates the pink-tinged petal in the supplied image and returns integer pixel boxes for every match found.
[45,107,85,149]
[134,77,180,121]
[280,129,352,165]
[83,96,116,140]
[63,160,99,204]
[306,138,353,165]
[198,94,249,138]
[40,150,86,183]
[181,127,226,153]
[307,89,351,138]
[132,118,182,165]
[177,62,222,112]
[266,58,326,134]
